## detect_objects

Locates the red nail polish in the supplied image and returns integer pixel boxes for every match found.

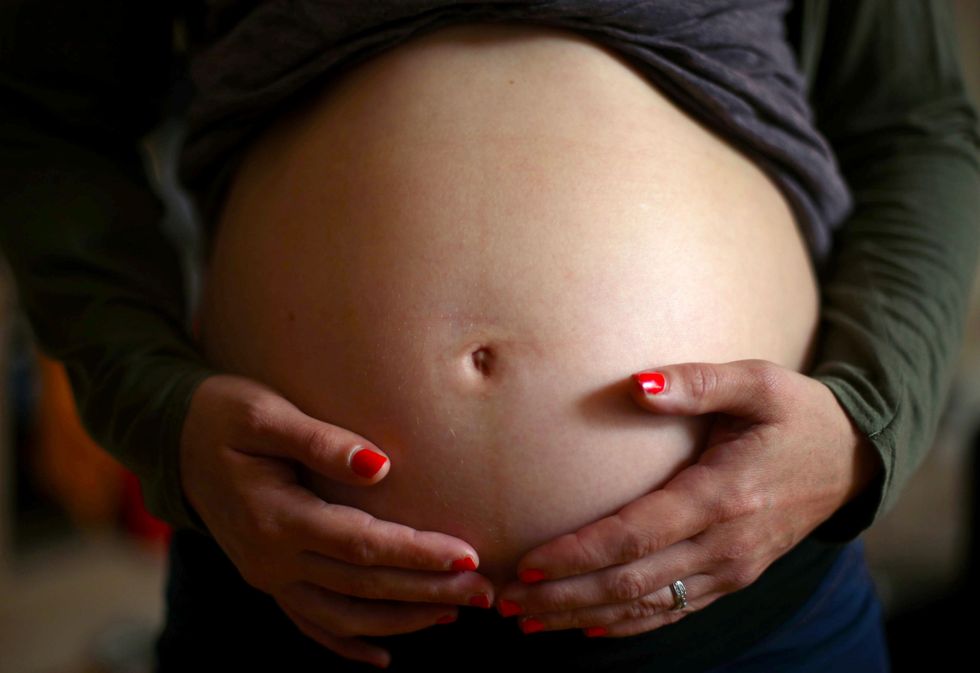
[520,618,545,634]
[519,568,546,584]
[436,613,457,625]
[451,556,477,572]
[584,626,608,637]
[469,593,491,609]
[632,371,665,395]
[498,599,523,617]
[350,448,388,478]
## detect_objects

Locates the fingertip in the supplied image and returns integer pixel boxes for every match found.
[349,446,390,481]
[518,568,547,584]
[369,652,391,669]
[450,554,478,572]
[361,645,392,670]
[497,598,523,617]
[631,371,667,398]
[436,611,459,625]
[468,592,493,609]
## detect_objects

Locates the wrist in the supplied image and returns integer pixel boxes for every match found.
[838,412,883,509]
[808,377,887,543]
[174,373,215,535]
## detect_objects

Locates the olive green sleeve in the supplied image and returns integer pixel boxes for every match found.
[0,1,218,534]
[801,0,980,543]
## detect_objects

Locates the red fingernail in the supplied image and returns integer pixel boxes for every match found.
[498,599,523,617]
[520,618,545,634]
[632,371,666,395]
[584,626,608,637]
[350,448,388,478]
[469,593,491,609]
[519,568,546,584]
[436,613,457,625]
[451,556,477,572]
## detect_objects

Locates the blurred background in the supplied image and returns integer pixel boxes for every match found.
[1,3,978,672]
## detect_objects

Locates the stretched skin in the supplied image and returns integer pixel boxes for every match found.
[0,0,975,550]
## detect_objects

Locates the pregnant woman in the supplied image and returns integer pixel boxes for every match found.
[198,20,826,590]
[0,1,976,672]
[176,4,893,669]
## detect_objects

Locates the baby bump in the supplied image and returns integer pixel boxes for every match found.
[197,22,821,589]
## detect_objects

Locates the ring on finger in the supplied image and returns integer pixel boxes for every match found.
[669,579,688,611]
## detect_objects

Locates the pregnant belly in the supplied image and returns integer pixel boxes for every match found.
[198,22,821,590]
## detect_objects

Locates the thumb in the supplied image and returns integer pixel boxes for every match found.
[231,383,391,485]
[629,358,785,423]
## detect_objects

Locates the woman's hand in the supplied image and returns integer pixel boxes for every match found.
[179,374,495,669]
[493,359,883,638]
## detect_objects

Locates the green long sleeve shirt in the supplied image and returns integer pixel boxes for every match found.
[0,0,978,545]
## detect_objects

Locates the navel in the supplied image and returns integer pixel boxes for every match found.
[469,345,496,377]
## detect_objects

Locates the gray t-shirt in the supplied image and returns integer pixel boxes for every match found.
[178,0,852,274]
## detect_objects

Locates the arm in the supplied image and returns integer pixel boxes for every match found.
[799,0,980,542]
[0,0,218,533]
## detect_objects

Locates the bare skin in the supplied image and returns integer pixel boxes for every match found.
[182,21,874,667]
[179,374,495,669]
[494,359,881,637]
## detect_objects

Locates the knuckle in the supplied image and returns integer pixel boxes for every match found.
[542,582,579,611]
[751,360,784,400]
[625,596,659,620]
[726,561,762,589]
[617,520,659,561]
[400,527,432,568]
[719,485,765,521]
[303,425,338,464]
[688,364,720,403]
[238,396,275,437]
[715,535,752,564]
[744,489,771,516]
[700,483,731,523]
[610,569,649,602]
[249,505,285,544]
[346,529,381,566]
[567,529,606,572]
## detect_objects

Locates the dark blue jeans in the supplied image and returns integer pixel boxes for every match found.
[702,538,891,673]
[155,531,888,672]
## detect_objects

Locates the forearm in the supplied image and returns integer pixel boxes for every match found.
[809,143,979,541]
[798,0,980,543]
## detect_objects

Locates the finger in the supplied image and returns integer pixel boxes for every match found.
[298,551,495,606]
[514,474,715,582]
[499,539,708,615]
[630,359,786,423]
[283,485,481,572]
[588,590,726,638]
[277,600,392,669]
[233,386,391,485]
[283,581,458,638]
[512,573,715,634]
